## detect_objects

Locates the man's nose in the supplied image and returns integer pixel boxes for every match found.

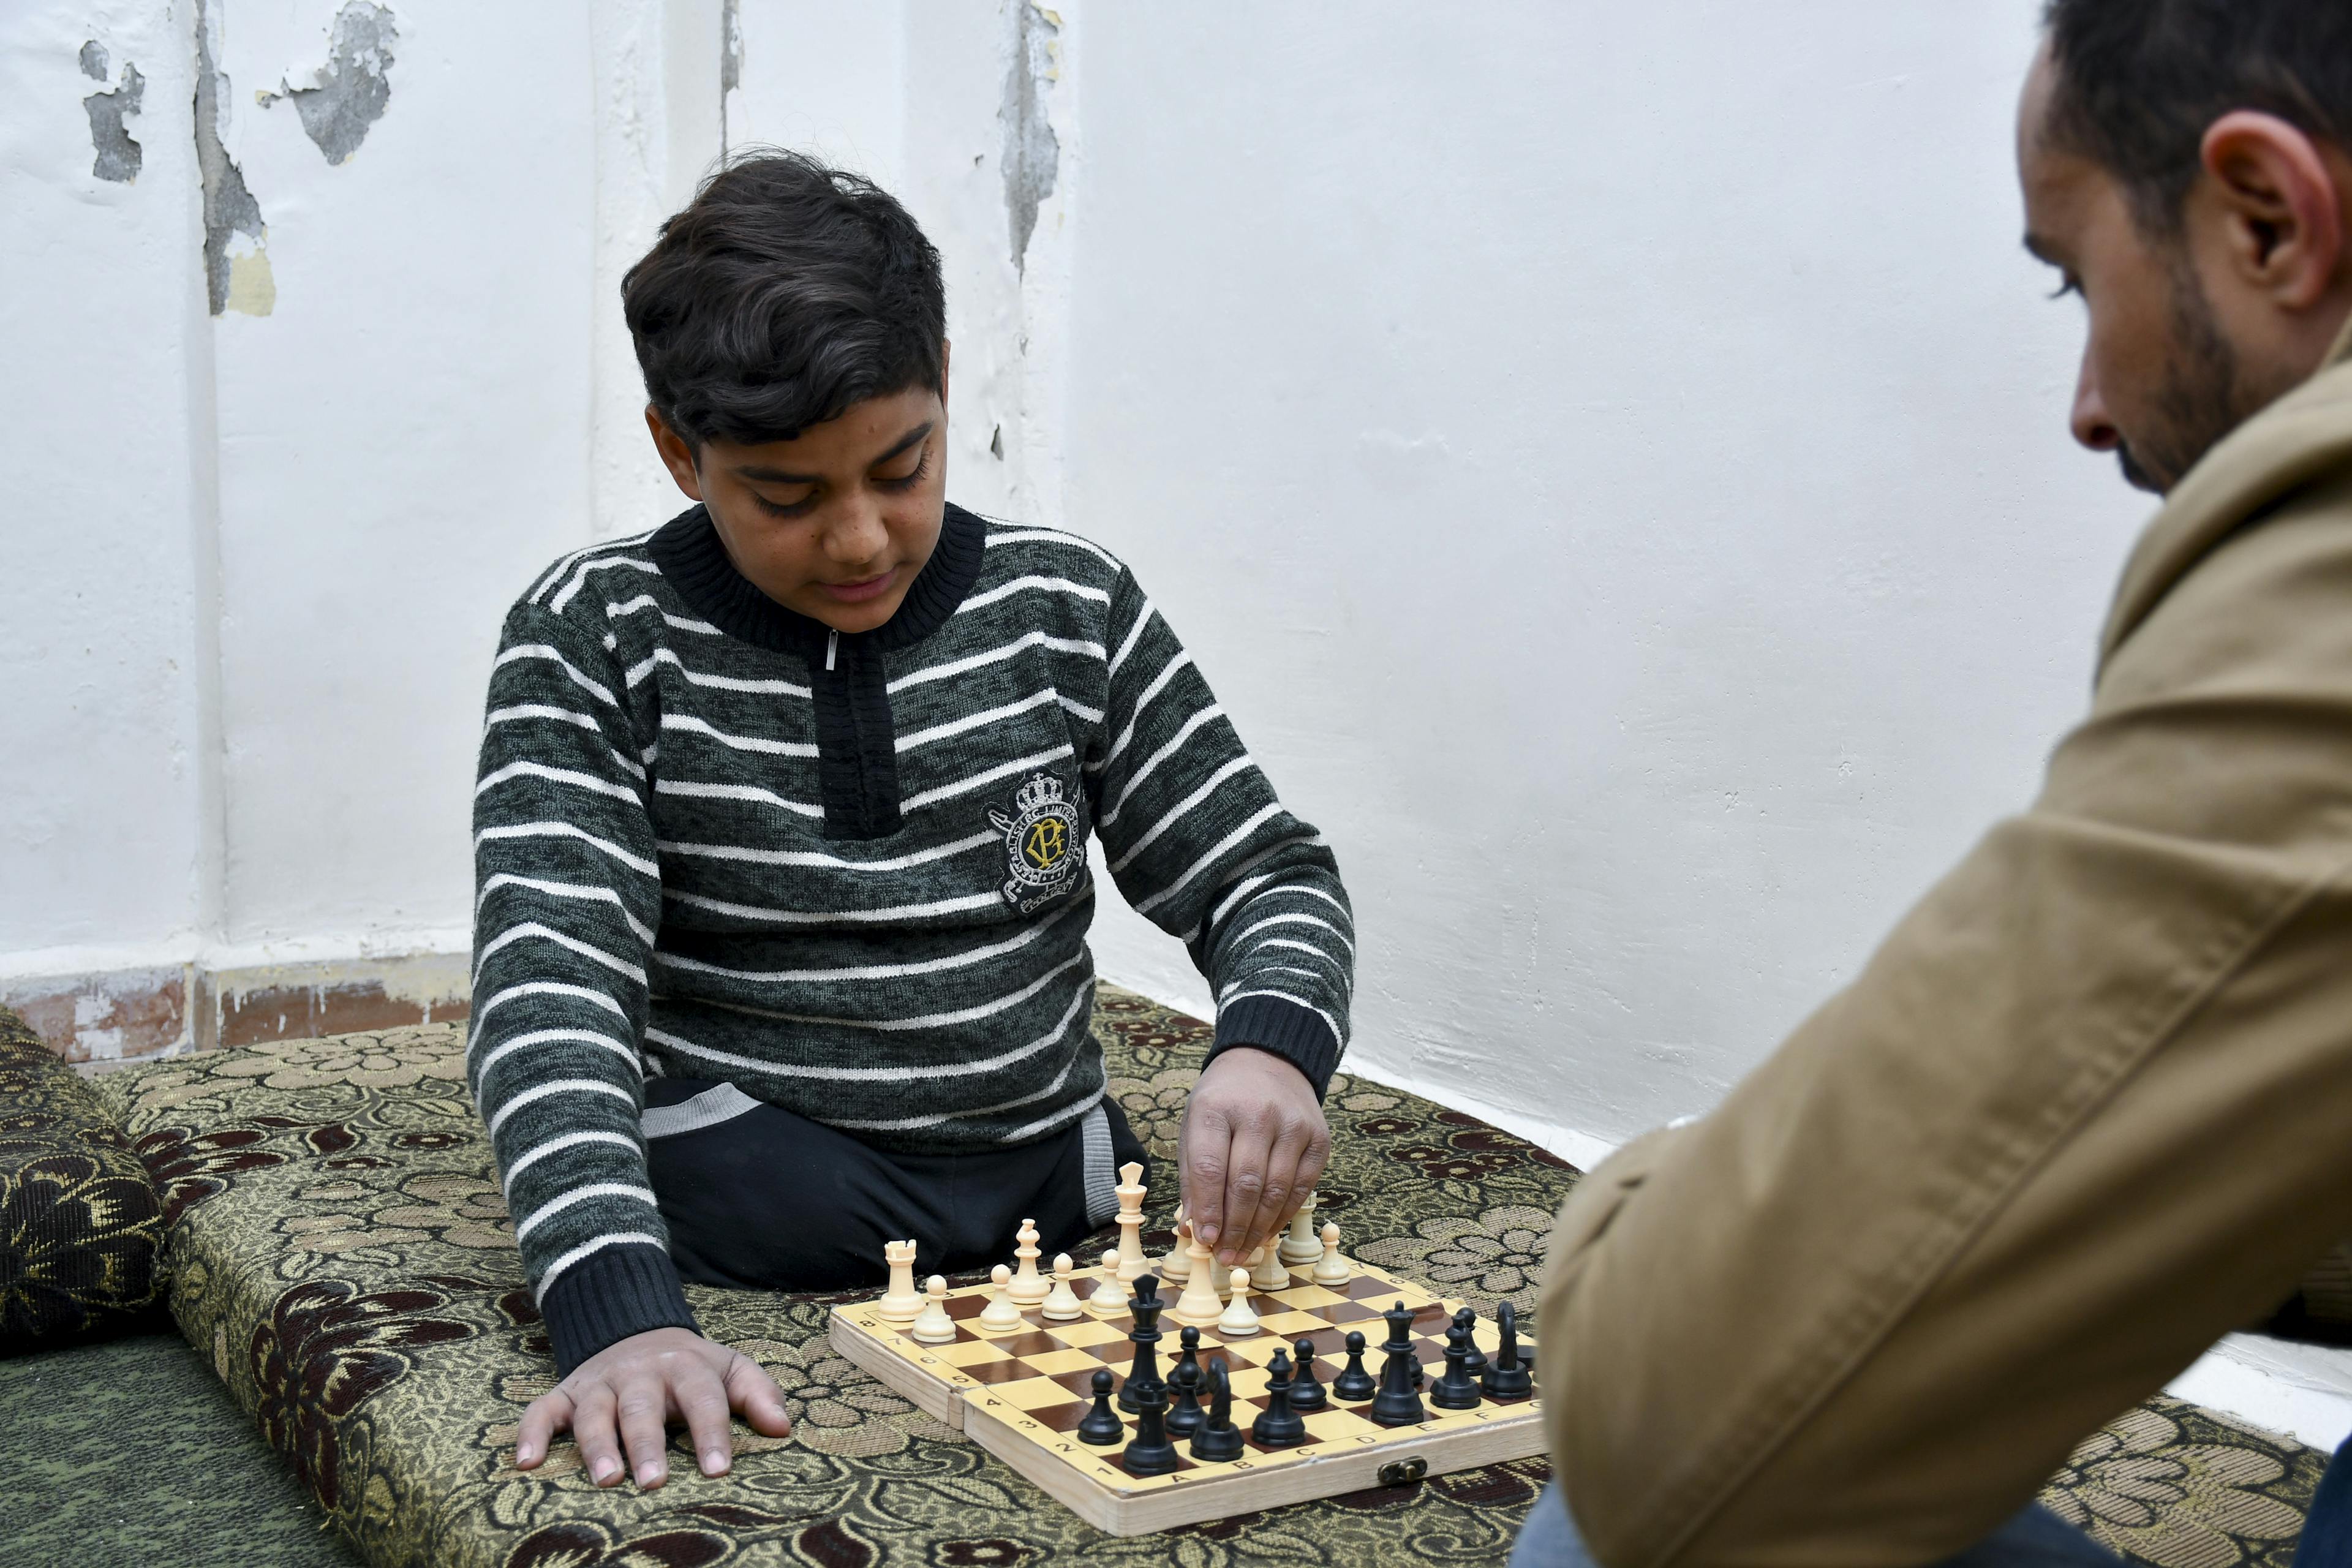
[2071,353,2120,453]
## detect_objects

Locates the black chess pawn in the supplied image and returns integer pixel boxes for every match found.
[1431,1317,1483,1409]
[1332,1329,1376,1401]
[1455,1306,1490,1384]
[1120,1375,1179,1476]
[1164,1361,1205,1438]
[1118,1276,1167,1414]
[1172,1324,1204,1397]
[1287,1337,1329,1412]
[1481,1301,1534,1400]
[1369,1302,1429,1427]
[1250,1350,1308,1447]
[1189,1358,1246,1463]
[1077,1368,1125,1445]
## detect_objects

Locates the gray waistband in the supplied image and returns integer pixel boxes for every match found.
[1082,1099,1117,1226]
[642,1081,763,1140]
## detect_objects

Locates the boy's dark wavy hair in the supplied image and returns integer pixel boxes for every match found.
[622,149,946,448]
[2041,0,2352,236]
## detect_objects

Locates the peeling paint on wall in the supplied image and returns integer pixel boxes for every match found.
[259,1,399,166]
[81,43,145,184]
[720,0,742,149]
[999,2,1061,275]
[195,0,272,315]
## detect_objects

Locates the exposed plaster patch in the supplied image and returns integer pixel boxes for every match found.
[82,54,145,184]
[720,0,742,148]
[194,0,270,315]
[998,2,1061,275]
[259,1,398,166]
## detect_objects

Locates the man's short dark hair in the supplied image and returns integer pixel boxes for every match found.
[2041,0,2352,234]
[622,149,946,448]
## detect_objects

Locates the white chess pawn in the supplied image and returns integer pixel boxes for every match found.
[1215,1268,1259,1336]
[1170,1234,1224,1326]
[1247,1240,1290,1292]
[1279,1193,1322,1265]
[978,1264,1025,1331]
[1312,1221,1352,1286]
[1159,1208,1193,1283]
[1041,1253,1084,1321]
[910,1275,956,1344]
[1008,1218,1049,1306]
[1088,1249,1126,1316]
[875,1238,923,1323]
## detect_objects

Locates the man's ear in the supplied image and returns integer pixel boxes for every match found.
[2199,111,2345,311]
[644,405,705,502]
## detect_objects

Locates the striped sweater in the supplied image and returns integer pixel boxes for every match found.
[470,503,1355,1367]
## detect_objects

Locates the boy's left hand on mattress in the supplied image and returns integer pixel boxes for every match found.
[1178,1046,1332,1268]
[514,1327,791,1488]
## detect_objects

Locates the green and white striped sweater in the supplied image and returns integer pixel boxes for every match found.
[470,503,1354,1365]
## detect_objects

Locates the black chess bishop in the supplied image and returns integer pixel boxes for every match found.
[1430,1316,1483,1409]
[1164,1360,1205,1438]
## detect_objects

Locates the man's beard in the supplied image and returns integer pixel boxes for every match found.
[2117,257,2253,496]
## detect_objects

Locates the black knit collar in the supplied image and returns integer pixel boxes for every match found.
[647,502,988,659]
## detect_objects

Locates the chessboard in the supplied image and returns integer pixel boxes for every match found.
[828,1251,1542,1536]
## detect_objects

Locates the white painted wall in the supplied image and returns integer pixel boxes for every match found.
[4,0,2149,1142]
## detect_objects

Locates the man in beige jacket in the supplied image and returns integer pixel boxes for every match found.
[1517,2,2352,1565]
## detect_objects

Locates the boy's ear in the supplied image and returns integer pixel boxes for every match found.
[645,405,706,502]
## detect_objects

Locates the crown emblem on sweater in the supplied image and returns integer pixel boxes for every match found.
[989,771,1082,912]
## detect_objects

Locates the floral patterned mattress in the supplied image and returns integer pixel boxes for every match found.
[90,987,2324,1567]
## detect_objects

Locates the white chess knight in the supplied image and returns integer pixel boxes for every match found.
[1008,1218,1049,1306]
[875,1238,923,1323]
[1279,1192,1322,1265]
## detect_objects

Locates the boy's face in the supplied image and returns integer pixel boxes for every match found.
[649,379,948,635]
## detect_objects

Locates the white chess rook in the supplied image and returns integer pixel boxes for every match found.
[875,1238,924,1324]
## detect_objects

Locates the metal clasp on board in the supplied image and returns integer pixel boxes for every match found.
[1376,1456,1428,1487]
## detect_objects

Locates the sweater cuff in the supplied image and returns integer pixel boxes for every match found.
[539,1243,699,1374]
[1211,995,1343,1100]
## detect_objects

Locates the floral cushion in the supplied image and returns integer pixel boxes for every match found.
[0,1004,165,1346]
[91,990,2326,1567]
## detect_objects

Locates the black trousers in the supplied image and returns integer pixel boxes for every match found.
[643,1079,1150,1292]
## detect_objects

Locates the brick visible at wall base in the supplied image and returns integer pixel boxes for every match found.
[2,951,470,1068]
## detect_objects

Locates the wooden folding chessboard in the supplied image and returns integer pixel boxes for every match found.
[828,1251,1542,1536]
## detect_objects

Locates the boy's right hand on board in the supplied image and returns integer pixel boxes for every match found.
[515,1327,791,1488]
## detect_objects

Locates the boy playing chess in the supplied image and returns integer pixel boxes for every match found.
[476,151,1355,1491]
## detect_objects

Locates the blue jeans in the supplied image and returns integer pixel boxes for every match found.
[1510,1430,2352,1567]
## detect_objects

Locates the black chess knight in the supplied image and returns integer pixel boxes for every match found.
[1190,1358,1246,1463]
[1481,1300,1534,1400]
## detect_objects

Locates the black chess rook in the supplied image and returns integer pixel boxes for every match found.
[1120,1376,1179,1476]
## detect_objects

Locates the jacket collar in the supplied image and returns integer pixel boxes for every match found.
[2097,314,2352,665]
[648,502,988,660]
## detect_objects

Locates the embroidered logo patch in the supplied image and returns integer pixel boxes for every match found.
[988,771,1083,913]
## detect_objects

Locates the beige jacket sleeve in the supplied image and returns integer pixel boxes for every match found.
[1541,343,2352,1567]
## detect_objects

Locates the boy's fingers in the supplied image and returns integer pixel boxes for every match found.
[514,1387,573,1469]
[674,1359,735,1477]
[616,1372,672,1488]
[1250,1125,1313,1258]
[724,1352,794,1436]
[571,1383,627,1487]
[1219,1121,1276,1265]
